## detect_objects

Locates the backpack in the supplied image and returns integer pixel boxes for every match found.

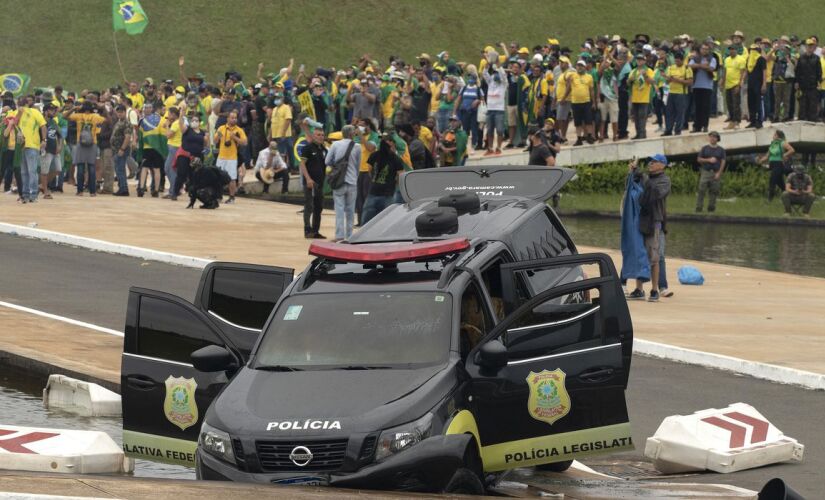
[327,140,356,190]
[79,122,94,147]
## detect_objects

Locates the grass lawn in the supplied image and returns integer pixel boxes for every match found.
[558,193,824,220]
[7,1,825,89]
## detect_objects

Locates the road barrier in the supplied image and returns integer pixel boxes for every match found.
[0,425,133,474]
[43,375,121,417]
[644,402,804,474]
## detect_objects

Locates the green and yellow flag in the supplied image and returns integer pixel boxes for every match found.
[0,74,30,97]
[112,0,148,35]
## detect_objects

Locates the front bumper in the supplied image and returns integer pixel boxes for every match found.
[197,434,471,492]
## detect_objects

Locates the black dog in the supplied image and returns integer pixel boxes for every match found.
[187,162,231,209]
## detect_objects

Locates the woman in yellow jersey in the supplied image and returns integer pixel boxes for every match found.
[570,60,596,145]
[663,52,693,135]
[628,54,655,139]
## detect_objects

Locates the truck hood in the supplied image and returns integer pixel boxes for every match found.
[207,363,456,437]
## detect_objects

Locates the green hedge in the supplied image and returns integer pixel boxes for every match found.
[564,162,825,197]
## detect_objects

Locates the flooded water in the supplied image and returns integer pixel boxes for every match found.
[564,216,825,278]
[0,368,193,479]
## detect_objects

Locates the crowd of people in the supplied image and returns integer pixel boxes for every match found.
[0,29,822,227]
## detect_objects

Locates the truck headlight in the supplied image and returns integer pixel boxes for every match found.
[375,413,433,462]
[198,422,236,465]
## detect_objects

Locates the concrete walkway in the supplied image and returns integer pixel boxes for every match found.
[467,119,825,167]
[0,193,823,381]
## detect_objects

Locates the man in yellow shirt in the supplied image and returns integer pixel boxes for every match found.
[664,52,694,135]
[16,103,47,202]
[555,56,575,142]
[162,106,182,199]
[214,110,247,203]
[63,101,108,196]
[722,44,746,128]
[629,53,655,139]
[125,82,144,113]
[569,60,596,145]
[269,92,293,166]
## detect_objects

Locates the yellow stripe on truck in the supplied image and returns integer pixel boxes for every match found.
[122,430,197,467]
[480,422,634,472]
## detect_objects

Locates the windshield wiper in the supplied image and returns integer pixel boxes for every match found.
[255,365,303,372]
[337,365,392,370]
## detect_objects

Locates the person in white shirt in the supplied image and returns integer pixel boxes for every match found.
[482,51,507,156]
[254,141,289,194]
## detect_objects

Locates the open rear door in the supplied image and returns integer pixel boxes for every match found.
[399,165,576,203]
[466,253,634,472]
[194,262,294,355]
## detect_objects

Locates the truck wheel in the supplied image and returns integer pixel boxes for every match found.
[536,459,573,472]
[443,467,485,495]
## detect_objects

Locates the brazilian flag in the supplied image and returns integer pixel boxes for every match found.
[113,0,148,35]
[0,74,30,97]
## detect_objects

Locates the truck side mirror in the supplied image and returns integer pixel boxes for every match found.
[478,340,508,371]
[191,345,236,372]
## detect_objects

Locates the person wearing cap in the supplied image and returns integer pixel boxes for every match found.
[438,115,468,166]
[689,42,718,133]
[569,59,596,145]
[721,44,746,129]
[770,36,796,122]
[554,56,575,142]
[254,140,288,195]
[744,44,768,129]
[663,51,693,136]
[781,165,815,217]
[695,131,726,212]
[794,38,822,121]
[628,53,655,139]
[482,56,507,155]
[627,154,671,302]
[526,126,553,166]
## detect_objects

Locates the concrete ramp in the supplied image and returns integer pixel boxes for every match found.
[468,121,825,167]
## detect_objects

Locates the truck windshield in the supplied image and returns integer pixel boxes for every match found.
[254,292,452,369]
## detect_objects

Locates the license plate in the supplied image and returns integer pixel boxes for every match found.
[272,476,329,486]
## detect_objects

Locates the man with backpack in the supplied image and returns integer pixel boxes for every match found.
[325,124,361,241]
[63,100,107,197]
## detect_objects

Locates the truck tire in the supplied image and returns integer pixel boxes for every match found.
[536,459,573,472]
[442,467,485,495]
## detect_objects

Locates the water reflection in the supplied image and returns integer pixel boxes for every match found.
[563,216,825,278]
[0,370,193,479]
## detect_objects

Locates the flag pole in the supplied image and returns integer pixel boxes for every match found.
[113,30,128,83]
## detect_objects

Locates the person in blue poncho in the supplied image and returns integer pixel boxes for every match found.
[623,154,671,302]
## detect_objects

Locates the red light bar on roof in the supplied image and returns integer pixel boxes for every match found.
[309,238,470,264]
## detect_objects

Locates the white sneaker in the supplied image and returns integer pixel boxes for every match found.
[660,288,674,298]
[3,190,12,195]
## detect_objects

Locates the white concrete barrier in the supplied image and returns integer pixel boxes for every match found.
[0,425,133,474]
[43,375,121,417]
[644,402,804,474]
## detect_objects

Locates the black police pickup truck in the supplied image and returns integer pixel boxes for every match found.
[121,166,634,494]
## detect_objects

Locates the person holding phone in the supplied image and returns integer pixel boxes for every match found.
[213,110,247,204]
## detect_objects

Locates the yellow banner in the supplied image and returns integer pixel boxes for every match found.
[480,422,634,472]
[298,91,316,120]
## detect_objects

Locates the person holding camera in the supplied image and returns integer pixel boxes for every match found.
[63,99,107,197]
[214,110,247,204]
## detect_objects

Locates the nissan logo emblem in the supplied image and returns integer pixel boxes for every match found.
[289,445,313,467]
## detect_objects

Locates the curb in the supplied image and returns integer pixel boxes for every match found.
[2,222,823,391]
[634,339,825,391]
[0,222,211,269]
[0,349,120,394]
[555,209,825,227]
